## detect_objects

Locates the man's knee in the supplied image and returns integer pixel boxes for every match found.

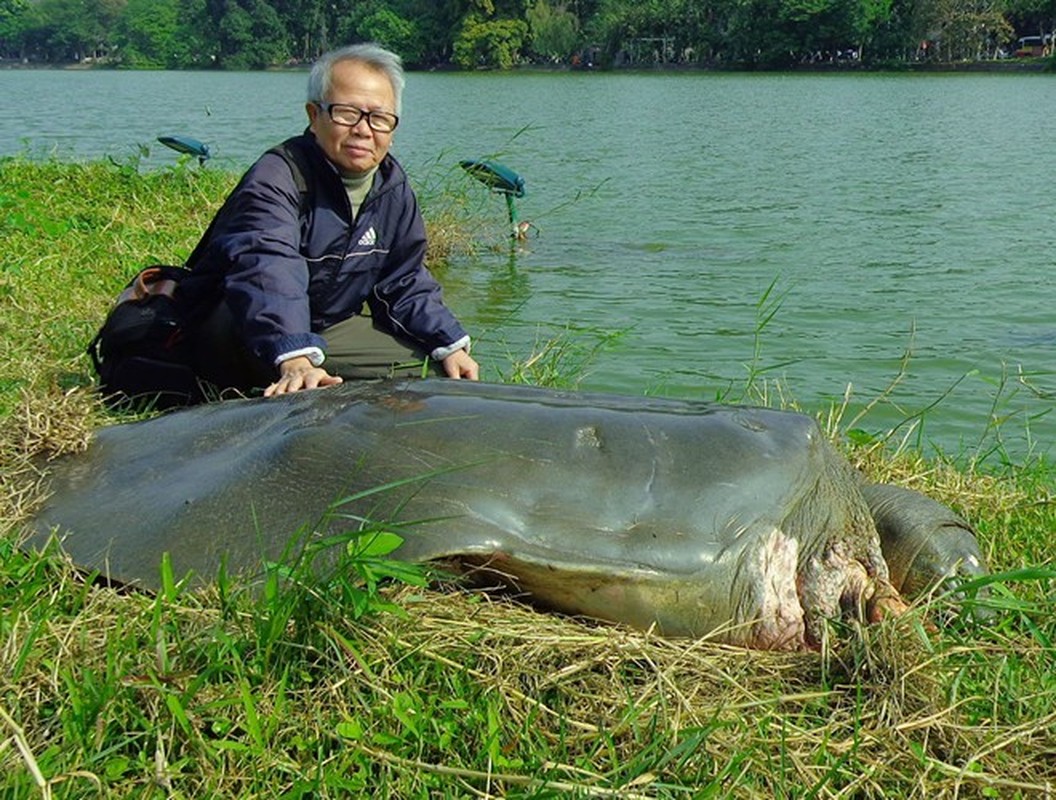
[322,315,438,379]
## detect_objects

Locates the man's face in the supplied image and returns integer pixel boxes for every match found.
[307,59,396,176]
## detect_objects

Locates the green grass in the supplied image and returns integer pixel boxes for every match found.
[2,156,1055,797]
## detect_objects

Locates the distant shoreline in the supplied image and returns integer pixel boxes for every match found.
[1,57,1050,74]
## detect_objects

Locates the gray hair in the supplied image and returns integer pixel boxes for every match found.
[307,43,405,116]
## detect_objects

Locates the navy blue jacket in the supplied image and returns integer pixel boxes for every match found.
[180,133,468,369]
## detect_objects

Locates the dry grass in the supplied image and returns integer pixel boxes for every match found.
[376,594,1054,798]
[3,551,1054,797]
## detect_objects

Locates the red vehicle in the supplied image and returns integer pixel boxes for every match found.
[1014,35,1052,57]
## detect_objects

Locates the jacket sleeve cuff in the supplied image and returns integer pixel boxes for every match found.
[430,335,471,362]
[275,346,326,367]
[263,332,328,367]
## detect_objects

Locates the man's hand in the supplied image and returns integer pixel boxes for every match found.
[265,356,344,397]
[442,349,479,380]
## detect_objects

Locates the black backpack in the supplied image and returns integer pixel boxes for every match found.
[88,142,313,410]
[87,265,200,410]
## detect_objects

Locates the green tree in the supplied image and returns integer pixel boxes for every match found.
[452,12,529,66]
[852,0,895,60]
[360,7,425,63]
[914,0,1014,58]
[866,0,918,60]
[527,0,579,61]
[211,0,289,68]
[400,0,471,63]
[779,0,866,62]
[1005,0,1056,40]
[589,0,710,65]
[114,0,211,67]
[331,1,427,65]
[0,0,1044,68]
[0,0,30,58]
[278,0,330,61]
[20,0,124,61]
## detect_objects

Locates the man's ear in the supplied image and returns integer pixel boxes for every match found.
[305,102,319,126]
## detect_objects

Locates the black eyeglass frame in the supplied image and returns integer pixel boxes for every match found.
[317,102,400,133]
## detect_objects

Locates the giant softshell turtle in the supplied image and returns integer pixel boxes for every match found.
[26,379,988,649]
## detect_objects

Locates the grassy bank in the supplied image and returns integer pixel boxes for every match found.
[2,157,1055,798]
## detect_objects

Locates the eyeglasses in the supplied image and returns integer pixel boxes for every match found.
[318,103,399,133]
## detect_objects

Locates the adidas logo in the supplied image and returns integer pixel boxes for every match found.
[357,227,377,247]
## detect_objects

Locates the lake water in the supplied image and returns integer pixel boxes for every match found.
[3,68,1055,462]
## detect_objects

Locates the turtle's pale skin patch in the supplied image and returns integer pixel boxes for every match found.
[742,528,805,650]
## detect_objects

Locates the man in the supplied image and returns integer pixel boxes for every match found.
[178,43,478,397]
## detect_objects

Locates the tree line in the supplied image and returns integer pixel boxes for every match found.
[1,0,1053,70]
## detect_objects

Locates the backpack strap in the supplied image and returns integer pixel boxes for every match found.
[184,139,314,270]
[116,266,181,304]
[267,140,313,219]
